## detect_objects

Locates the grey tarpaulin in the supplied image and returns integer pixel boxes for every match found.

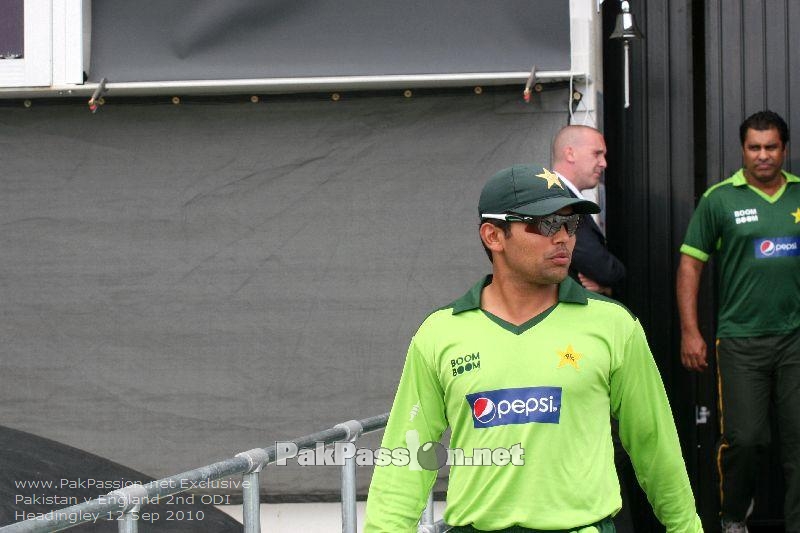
[88,0,571,82]
[0,89,570,498]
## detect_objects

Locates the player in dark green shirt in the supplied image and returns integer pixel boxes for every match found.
[677,110,800,532]
[365,164,702,532]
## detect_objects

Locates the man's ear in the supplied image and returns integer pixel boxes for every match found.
[480,222,506,255]
[564,145,576,164]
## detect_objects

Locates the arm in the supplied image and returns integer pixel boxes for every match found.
[364,336,447,533]
[676,254,708,372]
[571,216,626,288]
[577,273,612,296]
[611,320,703,533]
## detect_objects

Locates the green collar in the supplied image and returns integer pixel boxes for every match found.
[730,169,800,186]
[728,169,800,203]
[451,275,588,315]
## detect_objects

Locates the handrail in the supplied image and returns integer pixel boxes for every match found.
[0,413,448,533]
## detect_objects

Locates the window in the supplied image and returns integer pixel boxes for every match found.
[0,0,25,59]
[0,0,88,88]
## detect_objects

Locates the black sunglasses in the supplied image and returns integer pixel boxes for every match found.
[482,212,581,237]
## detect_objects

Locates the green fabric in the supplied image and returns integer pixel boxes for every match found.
[447,514,615,532]
[680,169,800,337]
[364,276,702,533]
[450,275,589,314]
[480,307,555,335]
[450,275,585,335]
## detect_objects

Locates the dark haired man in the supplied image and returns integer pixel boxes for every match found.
[365,164,702,532]
[678,110,800,532]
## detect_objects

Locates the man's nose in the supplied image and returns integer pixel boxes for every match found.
[552,224,570,242]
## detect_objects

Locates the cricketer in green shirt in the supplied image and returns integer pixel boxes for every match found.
[364,275,702,532]
[680,169,800,338]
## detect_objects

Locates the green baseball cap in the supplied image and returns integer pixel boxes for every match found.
[479,164,600,217]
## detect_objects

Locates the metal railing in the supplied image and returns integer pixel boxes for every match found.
[0,413,449,533]
[0,71,587,99]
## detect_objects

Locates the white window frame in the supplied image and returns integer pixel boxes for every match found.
[52,0,89,85]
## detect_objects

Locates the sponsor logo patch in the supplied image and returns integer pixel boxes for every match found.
[466,386,561,428]
[451,352,480,377]
[734,208,759,225]
[754,237,800,258]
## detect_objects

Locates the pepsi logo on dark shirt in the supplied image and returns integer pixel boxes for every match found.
[755,237,800,258]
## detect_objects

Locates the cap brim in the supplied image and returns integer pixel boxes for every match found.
[509,196,601,216]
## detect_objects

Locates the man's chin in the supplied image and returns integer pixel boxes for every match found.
[749,168,780,182]
[535,269,569,285]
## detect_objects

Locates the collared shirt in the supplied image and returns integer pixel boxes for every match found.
[364,276,702,532]
[555,172,586,200]
[680,168,800,337]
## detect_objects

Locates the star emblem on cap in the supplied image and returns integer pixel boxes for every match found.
[792,208,800,224]
[556,344,582,370]
[536,168,564,190]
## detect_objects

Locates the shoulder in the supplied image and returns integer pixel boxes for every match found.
[560,277,637,321]
[558,282,643,351]
[408,304,480,362]
[702,172,742,199]
[784,170,800,187]
[418,305,459,329]
[584,291,638,322]
[784,170,800,181]
[577,214,603,236]
[411,294,478,343]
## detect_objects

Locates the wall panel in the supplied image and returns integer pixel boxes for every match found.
[0,89,572,499]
